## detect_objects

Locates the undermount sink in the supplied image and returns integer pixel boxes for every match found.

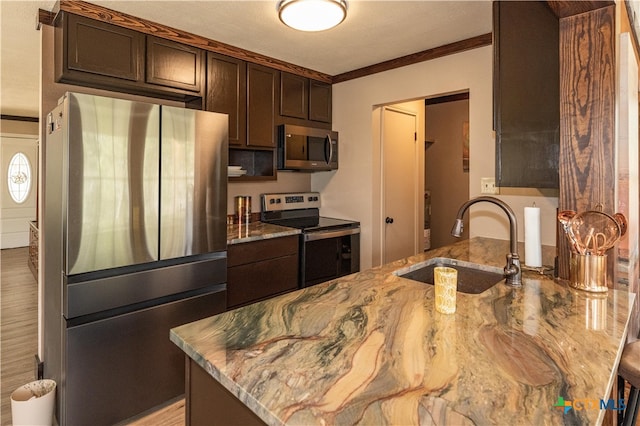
[394,257,505,294]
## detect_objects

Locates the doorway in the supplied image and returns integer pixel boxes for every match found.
[424,93,470,249]
[1,135,38,248]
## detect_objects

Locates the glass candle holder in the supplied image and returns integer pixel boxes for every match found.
[434,266,458,314]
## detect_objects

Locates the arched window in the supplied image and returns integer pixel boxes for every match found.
[7,152,31,204]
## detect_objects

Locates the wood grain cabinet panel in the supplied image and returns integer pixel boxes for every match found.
[206,52,247,147]
[247,63,279,148]
[280,72,308,119]
[206,55,276,179]
[59,13,144,83]
[279,74,332,126]
[146,35,204,94]
[308,80,332,123]
[186,358,266,426]
[56,12,205,100]
[227,236,299,309]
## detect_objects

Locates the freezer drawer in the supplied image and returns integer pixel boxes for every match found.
[62,287,226,426]
[65,254,226,319]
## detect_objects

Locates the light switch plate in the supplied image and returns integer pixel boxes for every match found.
[481,177,499,194]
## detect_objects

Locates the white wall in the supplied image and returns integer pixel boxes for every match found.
[313,46,558,269]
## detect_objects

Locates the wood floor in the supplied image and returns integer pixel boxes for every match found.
[0,248,184,426]
[1,247,38,426]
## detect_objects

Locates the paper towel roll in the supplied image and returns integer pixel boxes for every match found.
[524,206,542,267]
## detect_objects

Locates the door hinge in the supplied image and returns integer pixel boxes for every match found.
[414,132,417,141]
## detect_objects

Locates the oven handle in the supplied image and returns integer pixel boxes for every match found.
[305,227,360,242]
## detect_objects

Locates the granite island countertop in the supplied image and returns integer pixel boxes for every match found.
[171,237,636,425]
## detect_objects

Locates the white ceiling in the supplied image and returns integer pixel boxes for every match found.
[0,0,492,118]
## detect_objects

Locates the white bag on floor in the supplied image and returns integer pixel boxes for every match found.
[10,379,56,426]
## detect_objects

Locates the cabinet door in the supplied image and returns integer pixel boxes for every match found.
[280,72,308,119]
[207,52,247,146]
[227,236,299,308]
[493,1,559,188]
[247,63,278,148]
[61,13,144,82]
[309,80,332,123]
[146,35,204,94]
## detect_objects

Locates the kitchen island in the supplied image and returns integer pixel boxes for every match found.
[171,237,635,425]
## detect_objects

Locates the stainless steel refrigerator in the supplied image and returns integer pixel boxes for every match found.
[43,92,228,425]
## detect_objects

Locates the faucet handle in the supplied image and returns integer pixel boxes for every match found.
[504,253,522,286]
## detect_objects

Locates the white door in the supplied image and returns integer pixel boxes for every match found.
[382,107,418,263]
[1,135,38,248]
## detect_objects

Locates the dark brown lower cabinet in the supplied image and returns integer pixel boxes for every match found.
[227,235,299,309]
[185,357,266,426]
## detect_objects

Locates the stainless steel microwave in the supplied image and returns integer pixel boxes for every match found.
[277,124,338,171]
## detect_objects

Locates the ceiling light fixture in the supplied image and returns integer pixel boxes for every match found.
[278,0,347,32]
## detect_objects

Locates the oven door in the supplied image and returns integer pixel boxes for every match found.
[302,228,360,287]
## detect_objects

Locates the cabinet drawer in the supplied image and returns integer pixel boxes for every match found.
[227,254,298,308]
[65,289,225,425]
[228,235,298,267]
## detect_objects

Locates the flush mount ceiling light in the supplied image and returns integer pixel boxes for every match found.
[278,0,347,32]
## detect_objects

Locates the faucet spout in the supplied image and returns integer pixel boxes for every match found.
[451,196,522,286]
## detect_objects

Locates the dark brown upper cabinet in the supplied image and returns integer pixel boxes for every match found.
[247,63,278,148]
[493,1,559,188]
[309,80,332,123]
[206,55,276,180]
[280,72,308,119]
[280,73,332,126]
[206,52,247,147]
[146,36,204,93]
[55,12,204,101]
[56,13,144,83]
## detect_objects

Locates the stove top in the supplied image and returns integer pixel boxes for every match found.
[268,215,359,232]
[260,192,359,233]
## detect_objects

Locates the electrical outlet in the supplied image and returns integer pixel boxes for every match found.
[481,177,499,194]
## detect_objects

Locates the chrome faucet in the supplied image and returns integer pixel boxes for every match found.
[450,196,522,286]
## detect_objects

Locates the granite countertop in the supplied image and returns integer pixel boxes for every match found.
[171,237,636,425]
[227,222,301,245]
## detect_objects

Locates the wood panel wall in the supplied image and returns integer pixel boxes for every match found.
[558,5,616,279]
